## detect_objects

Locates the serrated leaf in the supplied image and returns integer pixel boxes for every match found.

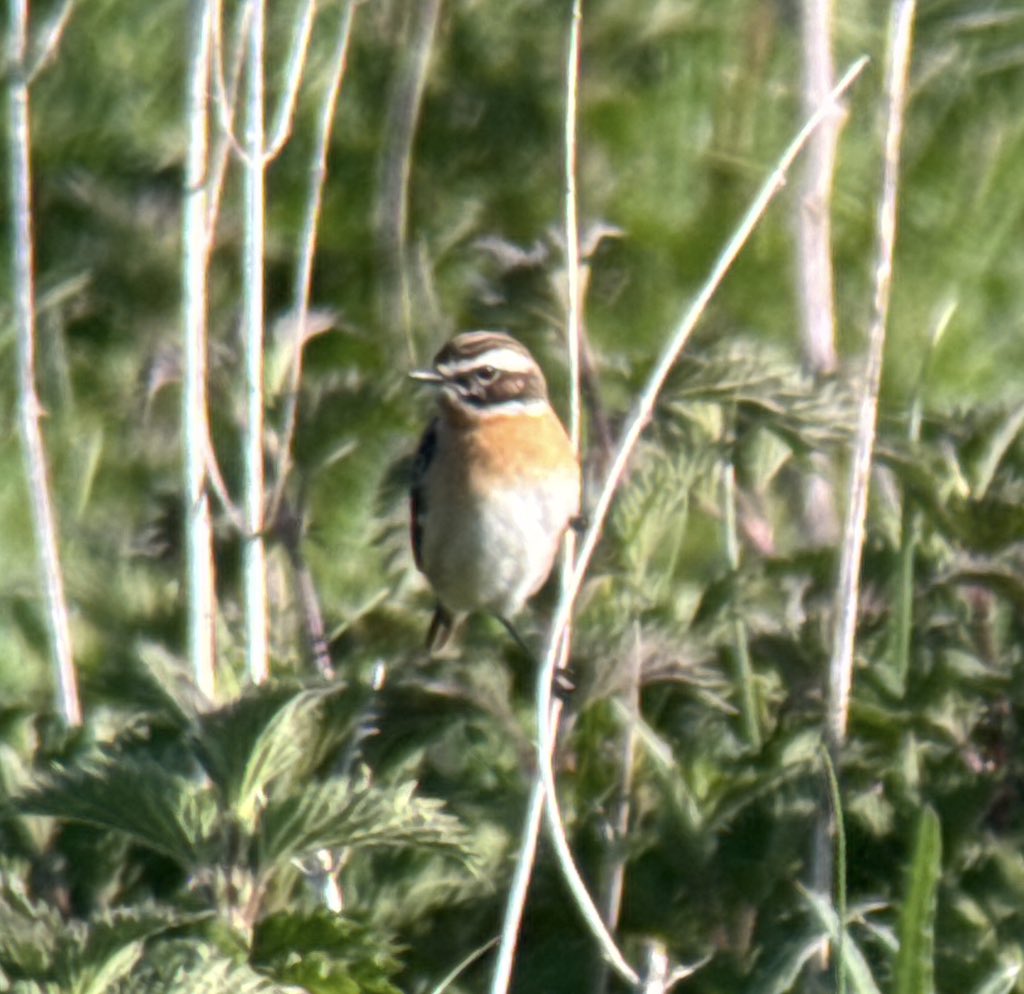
[894,806,942,994]
[757,933,829,994]
[60,904,203,994]
[120,941,282,994]
[195,683,364,826]
[257,777,470,869]
[798,886,884,994]
[253,910,400,994]
[0,880,62,975]
[18,759,218,868]
[136,643,210,724]
[961,404,1024,499]
[68,939,143,994]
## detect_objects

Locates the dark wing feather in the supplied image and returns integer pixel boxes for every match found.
[409,417,437,571]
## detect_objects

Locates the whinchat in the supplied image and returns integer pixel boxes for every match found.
[410,331,580,650]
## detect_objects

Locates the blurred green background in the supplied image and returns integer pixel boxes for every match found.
[3,1,1024,991]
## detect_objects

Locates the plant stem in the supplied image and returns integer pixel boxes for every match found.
[592,622,642,994]
[374,0,441,362]
[816,0,915,966]
[490,6,586,989]
[722,457,761,749]
[243,0,269,684]
[7,0,81,726]
[533,58,868,986]
[183,0,217,701]
[270,0,358,523]
[825,0,915,755]
[795,0,841,377]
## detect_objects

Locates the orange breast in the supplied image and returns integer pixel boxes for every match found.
[459,410,578,488]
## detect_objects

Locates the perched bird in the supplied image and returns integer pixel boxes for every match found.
[410,331,580,650]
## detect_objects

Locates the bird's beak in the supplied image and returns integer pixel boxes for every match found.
[409,368,444,384]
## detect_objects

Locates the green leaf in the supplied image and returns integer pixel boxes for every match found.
[136,642,211,724]
[894,806,942,994]
[962,403,1024,499]
[257,776,470,870]
[253,909,401,994]
[0,878,62,976]
[798,886,883,994]
[195,682,364,826]
[68,939,143,994]
[17,759,219,868]
[971,957,1023,994]
[122,940,282,994]
[59,904,201,994]
[757,933,832,994]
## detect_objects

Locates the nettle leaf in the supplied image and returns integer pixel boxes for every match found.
[257,776,470,869]
[662,340,856,456]
[17,759,219,868]
[136,642,211,726]
[195,682,365,826]
[115,940,281,994]
[252,909,400,994]
[610,444,696,601]
[798,886,883,994]
[0,879,62,977]
[0,892,198,993]
[64,940,143,994]
[57,905,201,994]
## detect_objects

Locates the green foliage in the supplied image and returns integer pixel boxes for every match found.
[894,806,942,994]
[5,0,1024,992]
[20,757,219,867]
[1,680,470,993]
[252,910,401,994]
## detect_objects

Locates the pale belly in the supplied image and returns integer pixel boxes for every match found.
[420,473,579,618]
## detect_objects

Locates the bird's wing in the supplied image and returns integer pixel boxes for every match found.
[409,416,438,572]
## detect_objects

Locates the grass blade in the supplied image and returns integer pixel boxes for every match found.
[894,805,942,994]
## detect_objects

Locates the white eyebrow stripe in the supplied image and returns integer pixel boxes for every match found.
[474,397,549,417]
[440,347,537,376]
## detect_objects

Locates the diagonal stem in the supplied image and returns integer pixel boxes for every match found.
[533,54,869,988]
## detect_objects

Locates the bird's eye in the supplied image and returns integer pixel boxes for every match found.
[477,365,497,383]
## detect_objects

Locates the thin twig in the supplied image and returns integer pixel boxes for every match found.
[269,0,358,522]
[242,0,269,684]
[892,299,955,691]
[7,0,81,726]
[211,0,252,164]
[205,0,250,243]
[534,56,869,987]
[722,456,761,749]
[263,0,318,161]
[488,767,548,994]
[183,0,218,700]
[564,0,584,455]
[795,0,843,548]
[814,0,914,968]
[374,0,441,363]
[820,746,848,994]
[277,495,332,676]
[488,5,585,992]
[825,4,915,754]
[431,937,500,994]
[592,621,642,994]
[25,0,76,82]
[795,0,842,376]
[205,431,245,531]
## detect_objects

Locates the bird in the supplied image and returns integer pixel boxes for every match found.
[409,331,580,651]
